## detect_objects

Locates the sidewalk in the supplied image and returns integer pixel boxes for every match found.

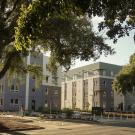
[96,117,135,123]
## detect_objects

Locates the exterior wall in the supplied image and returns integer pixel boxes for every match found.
[0,54,62,112]
[61,81,73,109]
[88,77,94,111]
[42,85,61,111]
[65,81,72,109]
[61,78,94,111]
[61,62,122,111]
[61,82,65,109]
[99,78,114,111]
[42,55,62,87]
[76,79,83,110]
[0,76,26,111]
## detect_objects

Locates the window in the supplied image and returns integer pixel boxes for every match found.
[73,74,77,80]
[103,81,106,87]
[0,99,3,105]
[103,91,106,97]
[88,71,94,76]
[32,88,35,92]
[46,64,49,71]
[84,72,88,78]
[94,80,98,86]
[45,88,48,95]
[94,91,97,96]
[94,102,98,107]
[32,75,36,80]
[45,100,48,107]
[73,102,76,107]
[103,102,106,108]
[0,84,3,93]
[94,70,99,75]
[10,99,18,105]
[10,84,19,92]
[52,77,58,85]
[11,85,14,90]
[16,85,19,91]
[46,76,49,83]
[111,91,113,96]
[15,99,18,104]
[54,77,58,83]
[31,100,35,111]
[54,90,58,95]
[103,70,106,76]
[111,71,114,77]
[11,99,13,104]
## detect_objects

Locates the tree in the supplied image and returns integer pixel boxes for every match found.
[15,0,135,45]
[87,0,135,43]
[15,0,114,71]
[0,0,113,79]
[112,53,135,94]
[0,0,27,78]
[1,0,135,79]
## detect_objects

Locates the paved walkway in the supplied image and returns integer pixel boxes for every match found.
[1,117,135,135]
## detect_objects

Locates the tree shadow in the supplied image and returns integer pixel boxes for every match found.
[101,120,135,128]
[1,131,28,135]
[0,122,44,134]
[44,118,135,128]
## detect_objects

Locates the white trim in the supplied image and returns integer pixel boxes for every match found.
[94,75,114,79]
[63,75,114,83]
[25,54,30,111]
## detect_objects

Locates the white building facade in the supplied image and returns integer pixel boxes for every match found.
[61,62,122,111]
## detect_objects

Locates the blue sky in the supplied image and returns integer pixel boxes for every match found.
[71,17,135,69]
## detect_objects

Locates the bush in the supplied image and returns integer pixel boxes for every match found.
[62,108,73,118]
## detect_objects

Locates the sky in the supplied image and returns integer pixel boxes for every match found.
[71,16,135,69]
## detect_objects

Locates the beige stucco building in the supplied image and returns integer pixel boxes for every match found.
[61,62,122,111]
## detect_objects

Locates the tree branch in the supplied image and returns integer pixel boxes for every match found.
[0,0,7,13]
[0,50,20,79]
[6,0,20,19]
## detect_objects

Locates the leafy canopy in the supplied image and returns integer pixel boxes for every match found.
[14,0,114,70]
[86,0,135,43]
[0,0,42,79]
[1,0,135,79]
[112,53,135,94]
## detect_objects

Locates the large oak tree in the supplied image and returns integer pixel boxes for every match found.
[0,0,113,79]
[1,0,135,80]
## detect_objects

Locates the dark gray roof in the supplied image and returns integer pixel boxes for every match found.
[63,62,122,76]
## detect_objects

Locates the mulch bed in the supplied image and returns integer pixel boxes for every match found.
[0,116,44,132]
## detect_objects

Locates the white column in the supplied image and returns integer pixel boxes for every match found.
[25,54,30,111]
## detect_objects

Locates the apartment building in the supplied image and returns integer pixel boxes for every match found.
[61,62,122,111]
[0,54,62,112]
